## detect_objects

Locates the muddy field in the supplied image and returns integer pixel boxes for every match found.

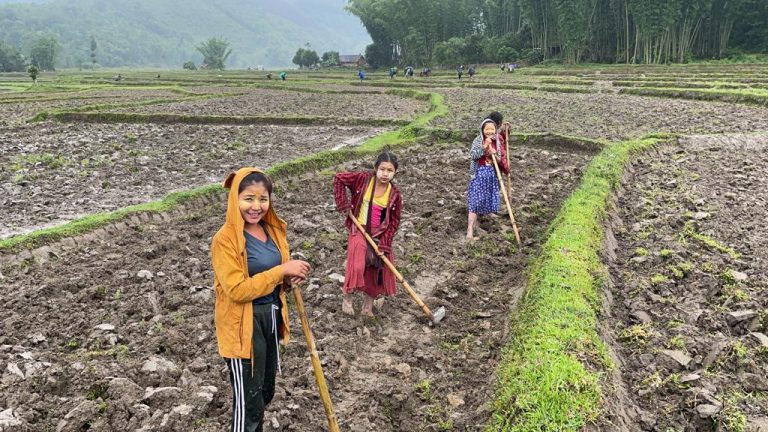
[106,89,428,120]
[0,88,184,102]
[0,122,387,238]
[430,88,768,140]
[604,134,768,430]
[0,89,192,126]
[0,140,593,431]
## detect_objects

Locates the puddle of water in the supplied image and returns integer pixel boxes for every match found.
[331,129,388,150]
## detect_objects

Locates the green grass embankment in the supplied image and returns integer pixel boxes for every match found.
[488,136,662,431]
[618,87,768,107]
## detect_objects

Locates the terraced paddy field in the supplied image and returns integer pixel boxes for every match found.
[0,141,593,431]
[0,88,194,126]
[0,122,387,239]
[104,89,427,120]
[432,88,768,140]
[1,64,768,431]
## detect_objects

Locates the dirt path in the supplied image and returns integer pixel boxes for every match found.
[603,134,768,430]
[0,141,593,431]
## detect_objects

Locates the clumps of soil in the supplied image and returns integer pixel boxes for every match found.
[0,122,387,238]
[430,88,768,140]
[0,141,592,431]
[604,134,768,430]
[107,89,428,121]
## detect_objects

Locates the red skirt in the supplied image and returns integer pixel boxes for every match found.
[343,230,397,298]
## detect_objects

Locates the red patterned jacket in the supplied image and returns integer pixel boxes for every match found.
[333,171,402,254]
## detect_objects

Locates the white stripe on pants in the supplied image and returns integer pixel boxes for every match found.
[232,358,244,432]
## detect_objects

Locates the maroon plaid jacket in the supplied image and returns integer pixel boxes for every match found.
[333,171,402,254]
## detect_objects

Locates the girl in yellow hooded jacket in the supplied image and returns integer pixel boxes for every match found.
[211,168,310,432]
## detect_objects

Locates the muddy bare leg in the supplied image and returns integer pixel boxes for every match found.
[467,212,477,239]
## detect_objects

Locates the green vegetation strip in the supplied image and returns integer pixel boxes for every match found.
[489,136,661,431]
[618,87,768,107]
[0,90,446,253]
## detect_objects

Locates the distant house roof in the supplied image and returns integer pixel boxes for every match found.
[339,55,364,63]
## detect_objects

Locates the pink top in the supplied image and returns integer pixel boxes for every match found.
[371,204,384,231]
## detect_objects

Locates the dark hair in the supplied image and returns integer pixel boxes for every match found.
[238,171,273,195]
[488,111,503,126]
[374,151,399,171]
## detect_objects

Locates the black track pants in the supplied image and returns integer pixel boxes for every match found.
[225,303,281,432]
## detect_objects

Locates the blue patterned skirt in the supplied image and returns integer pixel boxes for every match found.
[467,165,499,215]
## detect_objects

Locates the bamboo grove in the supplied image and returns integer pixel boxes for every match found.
[346,0,768,66]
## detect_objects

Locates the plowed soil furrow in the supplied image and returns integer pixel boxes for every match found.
[0,142,592,431]
[604,134,768,430]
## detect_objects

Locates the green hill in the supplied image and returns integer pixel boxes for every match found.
[0,0,370,68]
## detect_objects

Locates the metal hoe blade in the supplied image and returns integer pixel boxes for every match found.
[431,306,446,324]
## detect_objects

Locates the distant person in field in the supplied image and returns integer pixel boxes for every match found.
[266,73,273,80]
[405,66,413,79]
[279,71,286,81]
[468,66,476,80]
[389,66,396,79]
[420,67,431,77]
[500,63,505,73]
[358,69,365,81]
[467,117,509,240]
[457,65,464,80]
[334,152,403,317]
[211,168,311,432]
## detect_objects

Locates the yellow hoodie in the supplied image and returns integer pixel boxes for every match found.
[211,167,291,359]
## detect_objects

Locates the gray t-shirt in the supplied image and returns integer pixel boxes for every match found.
[244,227,282,305]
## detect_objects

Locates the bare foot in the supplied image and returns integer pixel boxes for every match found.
[342,294,355,316]
[361,296,374,317]
[373,298,385,311]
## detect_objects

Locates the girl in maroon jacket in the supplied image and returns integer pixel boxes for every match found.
[333,152,403,317]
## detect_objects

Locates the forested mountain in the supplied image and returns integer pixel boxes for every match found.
[347,0,768,67]
[0,0,370,68]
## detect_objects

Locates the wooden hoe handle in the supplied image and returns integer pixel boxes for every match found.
[292,287,341,432]
[347,211,436,320]
[491,154,522,247]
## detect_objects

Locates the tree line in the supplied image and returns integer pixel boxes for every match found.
[0,36,58,72]
[346,0,768,67]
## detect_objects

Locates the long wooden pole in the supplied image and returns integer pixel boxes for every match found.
[491,154,522,247]
[292,287,341,432]
[347,211,440,322]
[503,122,513,206]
